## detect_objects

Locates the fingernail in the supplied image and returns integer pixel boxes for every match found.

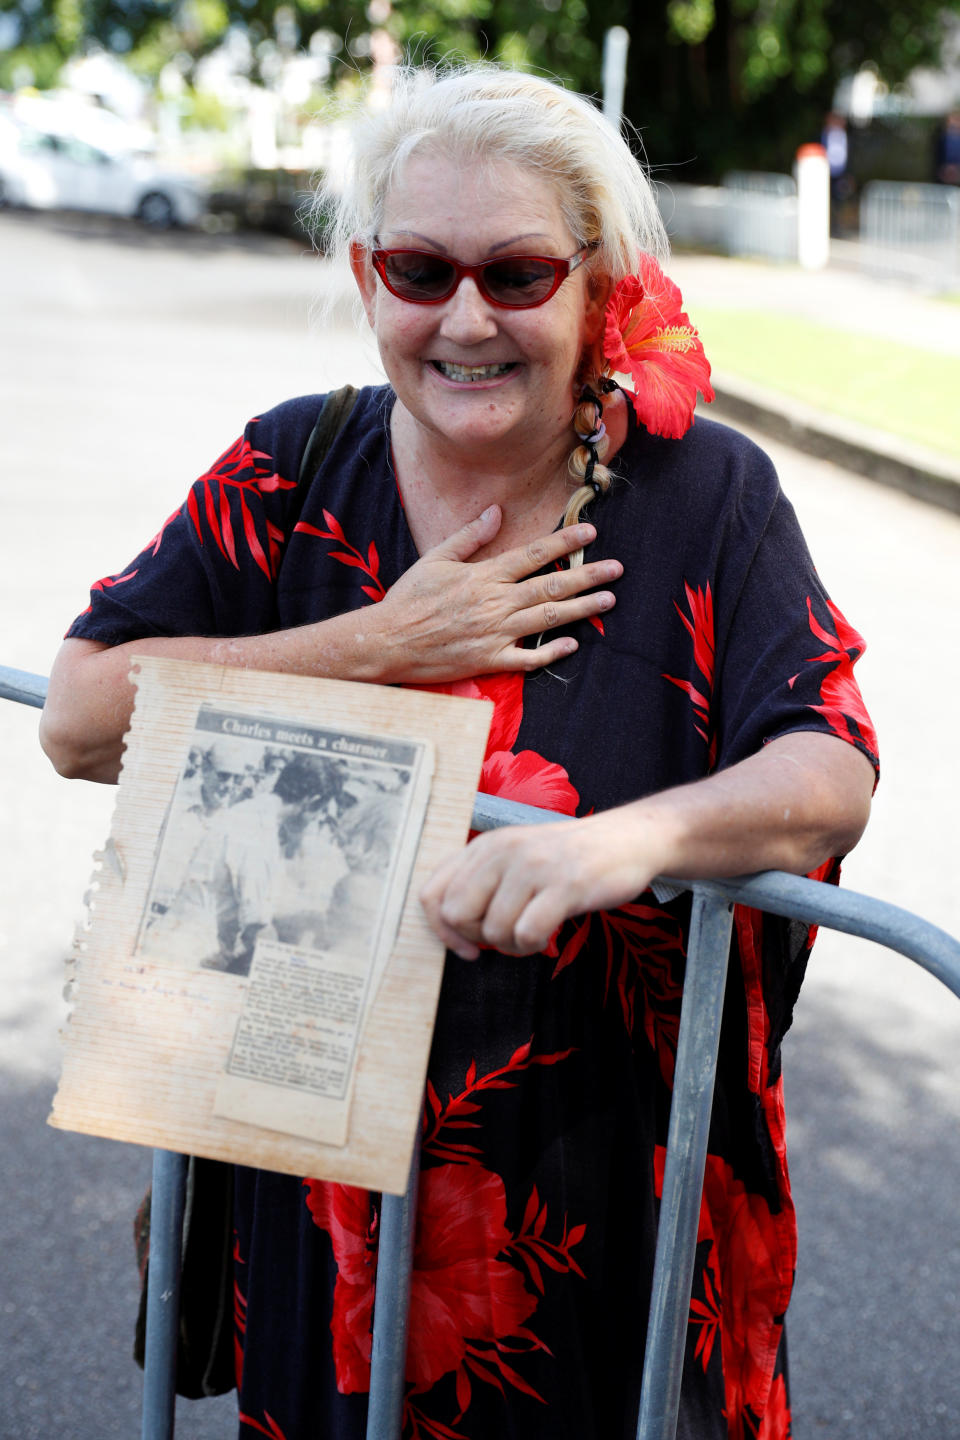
[575,524,595,541]
[597,592,615,610]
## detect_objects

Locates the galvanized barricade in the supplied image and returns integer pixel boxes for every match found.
[860,180,960,290]
[654,181,728,253]
[722,171,798,263]
[4,662,960,1440]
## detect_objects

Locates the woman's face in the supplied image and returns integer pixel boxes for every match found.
[352,150,605,459]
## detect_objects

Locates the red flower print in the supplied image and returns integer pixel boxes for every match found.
[689,1258,722,1372]
[304,1166,542,1397]
[294,508,386,601]
[413,672,580,818]
[404,1398,469,1439]
[663,580,717,769]
[239,1411,291,1439]
[406,1164,538,1391]
[423,1039,577,1165]
[187,432,295,580]
[800,598,879,760]
[302,1183,378,1392]
[480,750,579,812]
[506,1184,586,1297]
[545,902,686,1053]
[234,1236,248,1391]
[653,1148,790,1438]
[602,256,715,439]
[74,567,140,619]
[410,673,524,756]
[700,1155,790,1439]
[756,1372,792,1440]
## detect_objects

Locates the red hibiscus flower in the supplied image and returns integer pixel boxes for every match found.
[302,1183,378,1391]
[602,255,715,439]
[413,673,580,816]
[304,1165,537,1396]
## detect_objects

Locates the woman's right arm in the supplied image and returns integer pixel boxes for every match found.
[41,510,621,783]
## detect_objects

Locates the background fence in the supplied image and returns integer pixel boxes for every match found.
[657,173,960,289]
[860,180,960,289]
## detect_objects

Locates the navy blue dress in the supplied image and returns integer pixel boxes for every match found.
[68,385,879,1440]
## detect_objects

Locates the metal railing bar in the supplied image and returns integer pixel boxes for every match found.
[635,889,734,1440]
[0,665,47,709]
[6,663,960,1440]
[142,1149,189,1440]
[366,1132,422,1440]
[679,872,960,1001]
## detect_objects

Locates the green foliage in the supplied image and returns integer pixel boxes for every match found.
[3,0,959,182]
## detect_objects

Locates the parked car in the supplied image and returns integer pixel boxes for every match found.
[0,111,205,227]
[207,166,316,239]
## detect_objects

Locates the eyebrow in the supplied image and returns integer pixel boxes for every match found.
[381,230,556,255]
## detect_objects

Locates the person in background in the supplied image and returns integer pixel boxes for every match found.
[822,109,853,233]
[934,109,960,185]
[39,63,877,1440]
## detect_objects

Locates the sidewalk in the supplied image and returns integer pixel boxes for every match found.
[670,249,960,513]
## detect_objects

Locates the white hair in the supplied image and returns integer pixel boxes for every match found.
[307,62,670,566]
[309,62,668,277]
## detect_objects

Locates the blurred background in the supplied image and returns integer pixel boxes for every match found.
[1,0,960,252]
[1,5,960,1438]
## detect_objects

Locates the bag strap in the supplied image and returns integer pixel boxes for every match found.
[298,384,359,488]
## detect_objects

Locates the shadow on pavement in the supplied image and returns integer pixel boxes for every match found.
[785,965,960,1436]
[0,1073,237,1439]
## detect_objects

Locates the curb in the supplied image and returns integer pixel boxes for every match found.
[705,370,960,516]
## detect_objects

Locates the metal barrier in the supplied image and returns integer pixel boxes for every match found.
[653,174,799,262]
[860,181,960,290]
[722,171,798,263]
[655,181,729,253]
[5,663,960,1440]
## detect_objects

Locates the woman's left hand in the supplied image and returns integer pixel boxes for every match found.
[419,732,876,959]
[420,812,655,959]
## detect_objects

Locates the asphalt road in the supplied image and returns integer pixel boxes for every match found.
[1,209,958,1440]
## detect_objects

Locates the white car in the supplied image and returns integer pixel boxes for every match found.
[0,113,205,227]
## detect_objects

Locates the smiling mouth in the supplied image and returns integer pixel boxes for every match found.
[431,361,517,383]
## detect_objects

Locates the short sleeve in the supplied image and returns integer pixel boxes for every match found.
[713,469,879,781]
[66,402,321,645]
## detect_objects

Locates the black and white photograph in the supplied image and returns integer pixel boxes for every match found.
[138,704,432,981]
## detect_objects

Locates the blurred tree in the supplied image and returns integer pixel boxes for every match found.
[612,0,960,176]
[1,0,958,179]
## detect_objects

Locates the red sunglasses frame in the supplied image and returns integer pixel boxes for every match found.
[369,242,597,309]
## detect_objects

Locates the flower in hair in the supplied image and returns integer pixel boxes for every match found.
[602,254,714,440]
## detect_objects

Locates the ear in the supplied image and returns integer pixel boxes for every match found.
[582,270,613,345]
[349,238,377,328]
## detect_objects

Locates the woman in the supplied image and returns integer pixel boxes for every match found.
[41,65,877,1440]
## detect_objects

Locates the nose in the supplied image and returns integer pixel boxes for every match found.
[438,276,499,342]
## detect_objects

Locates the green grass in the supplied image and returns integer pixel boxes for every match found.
[692,307,960,459]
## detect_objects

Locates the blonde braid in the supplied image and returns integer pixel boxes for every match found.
[561,383,615,570]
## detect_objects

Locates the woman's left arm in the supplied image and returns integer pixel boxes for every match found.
[420,731,876,959]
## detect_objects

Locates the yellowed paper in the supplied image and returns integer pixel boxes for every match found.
[50,657,492,1194]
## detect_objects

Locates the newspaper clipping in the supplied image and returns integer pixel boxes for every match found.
[137,703,434,1146]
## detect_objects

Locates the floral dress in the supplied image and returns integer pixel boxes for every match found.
[68,384,879,1440]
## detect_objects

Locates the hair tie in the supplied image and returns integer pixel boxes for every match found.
[579,419,606,447]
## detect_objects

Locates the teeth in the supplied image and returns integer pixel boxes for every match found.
[434,362,514,382]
